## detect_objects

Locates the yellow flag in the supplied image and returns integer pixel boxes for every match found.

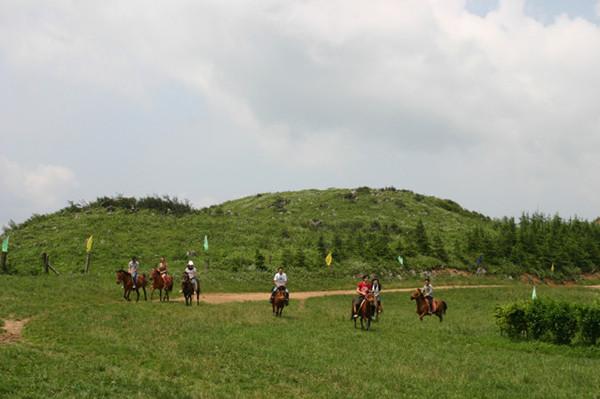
[325,252,332,266]
[86,235,93,253]
[551,264,555,273]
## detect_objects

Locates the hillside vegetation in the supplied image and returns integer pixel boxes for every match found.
[1,187,599,284]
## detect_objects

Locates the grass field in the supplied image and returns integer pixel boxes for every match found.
[1,275,600,398]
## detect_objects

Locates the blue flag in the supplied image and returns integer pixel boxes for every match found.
[477,255,482,264]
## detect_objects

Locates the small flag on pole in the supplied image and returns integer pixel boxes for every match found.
[2,237,8,252]
[325,253,333,266]
[551,264,555,273]
[204,235,209,251]
[86,235,93,253]
[398,256,403,265]
[532,286,537,300]
[477,255,483,264]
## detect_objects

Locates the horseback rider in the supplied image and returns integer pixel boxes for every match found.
[185,261,198,293]
[158,257,169,286]
[422,278,434,314]
[270,267,289,305]
[353,274,374,320]
[128,256,140,289]
[371,277,382,314]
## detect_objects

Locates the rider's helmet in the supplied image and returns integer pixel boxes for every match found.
[188,260,194,267]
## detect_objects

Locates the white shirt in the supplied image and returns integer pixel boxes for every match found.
[274,272,287,286]
[186,267,197,279]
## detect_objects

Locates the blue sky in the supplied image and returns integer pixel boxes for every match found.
[2,0,600,229]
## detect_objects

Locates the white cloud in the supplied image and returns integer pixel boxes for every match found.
[1,0,600,222]
[0,155,78,218]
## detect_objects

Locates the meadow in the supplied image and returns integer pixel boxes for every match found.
[1,275,600,398]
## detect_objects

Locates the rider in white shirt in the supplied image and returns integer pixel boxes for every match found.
[270,267,289,305]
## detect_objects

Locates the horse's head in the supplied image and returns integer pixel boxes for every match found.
[181,272,190,283]
[150,268,159,280]
[116,270,125,285]
[366,292,376,302]
[410,289,423,301]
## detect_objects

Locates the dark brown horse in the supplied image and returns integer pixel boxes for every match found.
[116,269,147,302]
[410,288,447,322]
[272,287,286,317]
[352,292,376,331]
[181,273,199,306]
[150,268,173,302]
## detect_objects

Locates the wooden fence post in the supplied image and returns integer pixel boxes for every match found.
[43,253,48,274]
[84,253,91,274]
[1,251,7,272]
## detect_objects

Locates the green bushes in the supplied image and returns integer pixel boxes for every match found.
[494,298,600,345]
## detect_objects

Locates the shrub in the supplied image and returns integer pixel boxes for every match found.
[577,303,600,345]
[494,302,528,339]
[495,298,599,345]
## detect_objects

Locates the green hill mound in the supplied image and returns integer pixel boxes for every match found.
[1,187,598,282]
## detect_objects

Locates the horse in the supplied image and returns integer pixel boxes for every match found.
[150,268,173,302]
[116,269,147,302]
[272,287,286,317]
[351,292,376,331]
[181,272,200,306]
[410,288,447,322]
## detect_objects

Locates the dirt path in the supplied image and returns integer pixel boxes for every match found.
[177,284,507,305]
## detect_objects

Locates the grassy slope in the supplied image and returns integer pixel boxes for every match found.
[2,188,487,280]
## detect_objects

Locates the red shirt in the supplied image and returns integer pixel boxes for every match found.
[358,281,372,296]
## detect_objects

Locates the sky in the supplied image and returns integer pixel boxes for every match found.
[1,0,600,230]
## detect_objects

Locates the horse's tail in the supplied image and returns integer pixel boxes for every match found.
[442,301,448,314]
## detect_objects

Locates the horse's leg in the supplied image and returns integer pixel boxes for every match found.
[151,288,155,301]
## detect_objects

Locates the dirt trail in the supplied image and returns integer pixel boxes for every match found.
[177,284,506,305]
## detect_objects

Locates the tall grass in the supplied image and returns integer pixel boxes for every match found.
[1,276,599,398]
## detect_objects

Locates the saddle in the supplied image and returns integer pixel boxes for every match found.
[428,298,436,312]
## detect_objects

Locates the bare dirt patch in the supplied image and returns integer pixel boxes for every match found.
[173,285,505,307]
[0,316,29,345]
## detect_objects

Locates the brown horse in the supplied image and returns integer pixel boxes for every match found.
[410,288,447,322]
[150,268,173,302]
[352,292,376,331]
[116,269,147,302]
[272,287,286,317]
[181,273,199,306]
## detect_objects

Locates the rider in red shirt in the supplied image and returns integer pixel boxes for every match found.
[353,274,372,318]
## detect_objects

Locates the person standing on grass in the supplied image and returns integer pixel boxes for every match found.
[353,274,372,319]
[270,267,289,305]
[422,278,434,314]
[128,256,140,289]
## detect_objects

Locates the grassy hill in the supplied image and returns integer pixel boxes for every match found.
[1,187,598,285]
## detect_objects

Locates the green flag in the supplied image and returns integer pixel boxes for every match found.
[532,286,537,300]
[204,235,209,251]
[398,256,403,265]
[2,237,8,252]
